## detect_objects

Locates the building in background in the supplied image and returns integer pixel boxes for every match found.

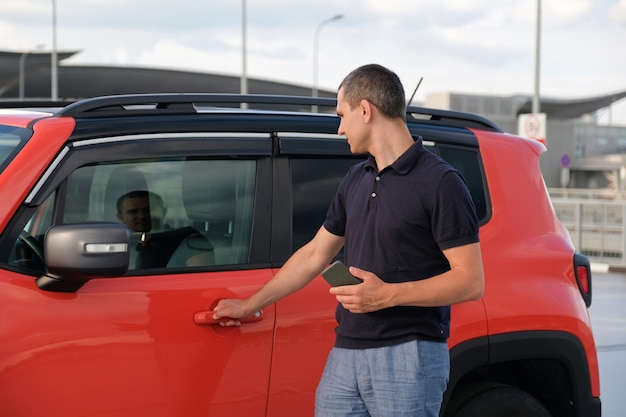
[0,50,335,104]
[426,92,626,191]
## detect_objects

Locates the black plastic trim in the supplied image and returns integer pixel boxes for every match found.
[442,337,489,413]
[278,136,354,156]
[270,156,292,265]
[69,113,342,141]
[26,136,272,207]
[443,331,601,417]
[489,331,593,392]
[35,274,85,292]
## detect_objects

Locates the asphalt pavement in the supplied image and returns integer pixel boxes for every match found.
[588,264,626,417]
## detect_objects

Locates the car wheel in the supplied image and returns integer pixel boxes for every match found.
[446,383,552,417]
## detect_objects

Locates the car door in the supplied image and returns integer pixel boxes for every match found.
[266,133,366,415]
[0,133,275,417]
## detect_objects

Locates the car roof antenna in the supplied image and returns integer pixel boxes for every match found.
[408,76,424,106]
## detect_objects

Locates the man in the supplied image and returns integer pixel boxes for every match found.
[116,190,170,268]
[116,190,166,235]
[117,190,214,268]
[213,64,484,417]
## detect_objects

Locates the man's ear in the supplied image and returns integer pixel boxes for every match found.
[359,99,373,123]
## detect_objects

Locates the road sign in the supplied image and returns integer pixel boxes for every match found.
[518,113,547,144]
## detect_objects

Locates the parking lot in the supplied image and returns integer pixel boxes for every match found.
[589,265,626,417]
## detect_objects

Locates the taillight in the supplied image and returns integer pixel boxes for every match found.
[574,253,592,307]
[576,265,589,294]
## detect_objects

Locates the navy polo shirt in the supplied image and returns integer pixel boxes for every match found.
[324,137,479,349]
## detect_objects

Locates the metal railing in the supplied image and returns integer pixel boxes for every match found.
[549,188,626,200]
[550,189,626,265]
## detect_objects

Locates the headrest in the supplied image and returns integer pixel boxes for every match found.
[182,160,238,222]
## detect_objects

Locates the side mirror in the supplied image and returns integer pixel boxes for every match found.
[36,223,130,293]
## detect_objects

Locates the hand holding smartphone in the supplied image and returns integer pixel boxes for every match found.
[321,260,362,287]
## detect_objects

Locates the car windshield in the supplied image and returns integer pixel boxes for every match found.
[0,125,32,174]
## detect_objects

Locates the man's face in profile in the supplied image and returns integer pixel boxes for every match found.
[117,196,152,232]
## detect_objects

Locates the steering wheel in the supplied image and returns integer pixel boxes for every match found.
[18,231,45,263]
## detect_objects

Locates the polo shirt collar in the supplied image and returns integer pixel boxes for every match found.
[364,136,424,174]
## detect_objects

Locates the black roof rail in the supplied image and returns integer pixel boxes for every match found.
[56,93,337,117]
[54,93,502,132]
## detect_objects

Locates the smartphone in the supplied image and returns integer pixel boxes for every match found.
[321,260,362,287]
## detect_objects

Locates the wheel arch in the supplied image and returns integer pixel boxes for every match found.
[442,331,601,417]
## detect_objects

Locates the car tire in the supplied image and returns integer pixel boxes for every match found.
[446,383,552,417]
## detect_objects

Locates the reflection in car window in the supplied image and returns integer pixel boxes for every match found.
[3,192,56,273]
[6,158,256,274]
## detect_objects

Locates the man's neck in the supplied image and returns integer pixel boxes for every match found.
[369,125,414,171]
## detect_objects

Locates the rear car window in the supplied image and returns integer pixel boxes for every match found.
[437,145,488,222]
[290,144,489,252]
[291,157,362,252]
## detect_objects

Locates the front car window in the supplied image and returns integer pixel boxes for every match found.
[4,157,256,273]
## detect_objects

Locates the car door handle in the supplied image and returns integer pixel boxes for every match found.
[193,310,263,325]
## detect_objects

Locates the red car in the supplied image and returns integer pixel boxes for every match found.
[0,95,599,417]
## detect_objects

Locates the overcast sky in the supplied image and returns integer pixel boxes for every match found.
[1,0,625,124]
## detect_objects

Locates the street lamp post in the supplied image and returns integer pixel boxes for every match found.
[51,0,58,101]
[241,0,248,109]
[312,14,343,111]
[532,0,541,114]
[19,52,30,101]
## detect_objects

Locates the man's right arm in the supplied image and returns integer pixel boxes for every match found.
[212,226,344,325]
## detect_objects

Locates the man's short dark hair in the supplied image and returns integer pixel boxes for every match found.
[116,190,164,214]
[338,64,406,121]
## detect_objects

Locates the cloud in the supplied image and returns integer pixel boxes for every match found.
[0,0,623,111]
[608,0,626,24]
[0,0,49,15]
[544,0,594,27]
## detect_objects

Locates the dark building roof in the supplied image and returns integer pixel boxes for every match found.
[515,91,626,120]
[0,50,334,101]
[0,50,79,96]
